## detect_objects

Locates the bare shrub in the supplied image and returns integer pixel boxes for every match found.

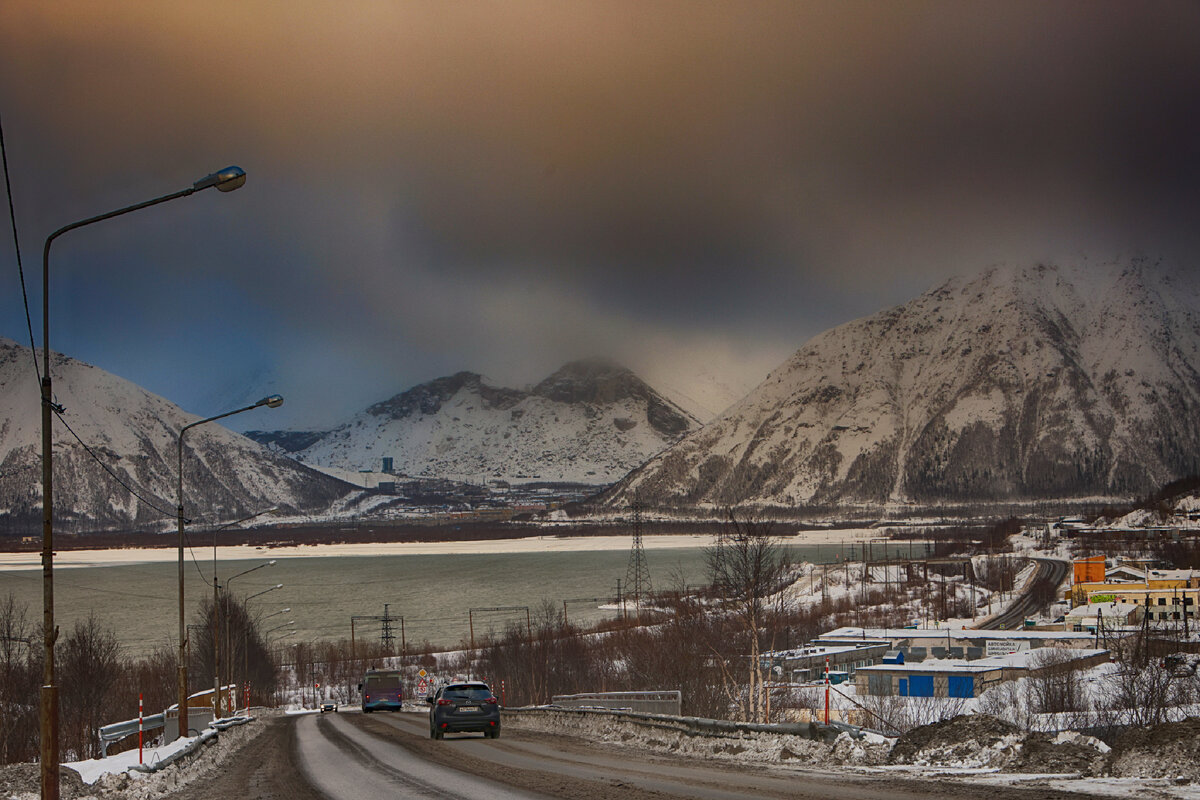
[977,680,1034,730]
[1028,647,1087,717]
[859,693,970,735]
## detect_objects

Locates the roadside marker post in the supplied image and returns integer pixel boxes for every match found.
[824,657,830,725]
[138,693,143,765]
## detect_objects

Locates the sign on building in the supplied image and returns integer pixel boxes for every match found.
[985,639,1030,657]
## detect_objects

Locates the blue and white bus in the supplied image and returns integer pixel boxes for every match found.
[359,669,404,712]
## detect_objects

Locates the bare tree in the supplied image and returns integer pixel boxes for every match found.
[0,593,36,763]
[190,593,279,710]
[704,508,789,722]
[1028,647,1087,719]
[58,615,122,760]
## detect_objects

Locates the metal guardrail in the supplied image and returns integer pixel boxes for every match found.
[98,713,166,757]
[508,704,869,743]
[552,691,682,716]
[129,728,219,774]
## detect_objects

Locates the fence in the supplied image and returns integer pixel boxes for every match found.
[550,691,682,716]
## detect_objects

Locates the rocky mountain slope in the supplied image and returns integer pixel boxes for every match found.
[256,359,698,485]
[603,259,1200,509]
[0,339,352,534]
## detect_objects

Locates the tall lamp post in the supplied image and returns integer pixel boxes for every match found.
[40,166,246,800]
[207,509,276,718]
[176,393,281,737]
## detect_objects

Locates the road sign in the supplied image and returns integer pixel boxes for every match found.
[418,679,428,695]
[418,668,428,678]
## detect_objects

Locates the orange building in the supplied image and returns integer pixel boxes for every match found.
[1073,555,1105,585]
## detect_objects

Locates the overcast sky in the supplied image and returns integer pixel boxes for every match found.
[3,2,1199,430]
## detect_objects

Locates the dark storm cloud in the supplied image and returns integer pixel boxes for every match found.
[2,2,1199,426]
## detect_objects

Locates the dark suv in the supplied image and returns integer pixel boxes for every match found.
[428,681,500,739]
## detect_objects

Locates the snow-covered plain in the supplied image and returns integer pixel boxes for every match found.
[0,528,884,571]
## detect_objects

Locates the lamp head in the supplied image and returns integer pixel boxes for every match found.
[257,394,284,409]
[194,166,247,193]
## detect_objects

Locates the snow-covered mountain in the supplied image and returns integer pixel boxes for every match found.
[603,259,1200,510]
[0,339,353,534]
[256,359,699,485]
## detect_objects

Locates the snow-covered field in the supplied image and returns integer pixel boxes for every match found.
[0,527,884,571]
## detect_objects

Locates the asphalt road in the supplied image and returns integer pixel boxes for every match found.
[159,711,1115,800]
[981,556,1071,631]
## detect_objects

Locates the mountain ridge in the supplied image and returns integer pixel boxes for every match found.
[0,339,353,534]
[602,259,1200,510]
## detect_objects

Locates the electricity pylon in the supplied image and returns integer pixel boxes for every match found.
[625,501,652,619]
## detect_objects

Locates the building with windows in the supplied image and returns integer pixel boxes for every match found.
[854,648,1109,698]
[1064,600,1144,632]
[1100,586,1199,623]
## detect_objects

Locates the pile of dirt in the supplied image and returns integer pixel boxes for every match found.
[889,714,1023,767]
[1008,731,1110,777]
[0,764,92,799]
[888,715,1109,774]
[1109,717,1200,782]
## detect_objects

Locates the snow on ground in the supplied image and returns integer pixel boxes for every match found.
[9,714,270,800]
[64,732,205,785]
[506,709,1200,798]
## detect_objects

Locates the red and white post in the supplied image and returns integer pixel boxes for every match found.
[823,656,830,725]
[138,693,144,764]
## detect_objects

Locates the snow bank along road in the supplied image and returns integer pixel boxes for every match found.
[157,711,1115,800]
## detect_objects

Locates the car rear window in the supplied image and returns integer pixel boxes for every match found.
[443,686,492,701]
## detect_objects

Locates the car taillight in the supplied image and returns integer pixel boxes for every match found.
[485,697,498,705]
[437,698,454,705]
[364,695,370,701]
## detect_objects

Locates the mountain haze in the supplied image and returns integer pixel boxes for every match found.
[265,359,699,485]
[0,339,352,534]
[604,260,1200,510]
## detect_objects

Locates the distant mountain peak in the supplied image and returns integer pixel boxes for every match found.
[604,258,1200,510]
[280,359,700,485]
[367,371,524,419]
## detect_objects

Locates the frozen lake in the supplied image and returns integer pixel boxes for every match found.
[0,533,928,656]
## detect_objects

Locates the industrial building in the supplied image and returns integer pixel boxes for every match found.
[854,647,1109,698]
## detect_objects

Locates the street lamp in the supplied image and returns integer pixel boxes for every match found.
[176,393,281,737]
[39,165,245,800]
[214,561,275,719]
[266,621,295,638]
[208,511,274,716]
[222,567,277,715]
[246,583,284,603]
